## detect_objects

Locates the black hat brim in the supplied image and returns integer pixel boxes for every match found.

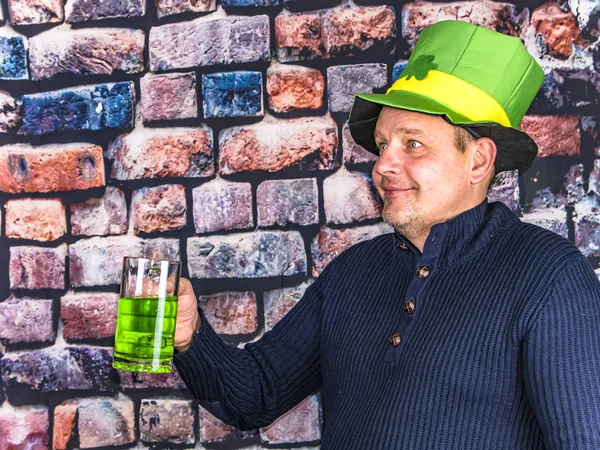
[348,95,538,173]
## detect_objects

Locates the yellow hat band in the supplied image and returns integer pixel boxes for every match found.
[386,70,512,128]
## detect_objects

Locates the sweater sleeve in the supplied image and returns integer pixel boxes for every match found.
[172,262,331,431]
[523,256,600,449]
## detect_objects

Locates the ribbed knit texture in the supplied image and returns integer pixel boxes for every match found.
[174,200,600,449]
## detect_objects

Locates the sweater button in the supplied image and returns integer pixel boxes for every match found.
[417,266,430,279]
[397,243,408,250]
[404,300,415,314]
[390,334,402,347]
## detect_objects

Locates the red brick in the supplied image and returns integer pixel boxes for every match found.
[529,186,568,210]
[70,187,128,236]
[149,15,269,71]
[139,399,194,443]
[60,291,119,340]
[9,244,67,289]
[53,402,78,450]
[131,184,187,234]
[29,28,145,80]
[264,282,312,331]
[582,116,599,154]
[1,346,115,393]
[323,168,381,224]
[531,2,590,59]
[118,367,187,389]
[564,164,585,204]
[192,178,253,233]
[4,198,66,241]
[198,292,257,335]
[275,5,395,61]
[321,5,396,57]
[589,159,600,195]
[520,115,581,158]
[574,197,600,257]
[402,1,528,51]
[78,397,135,448]
[487,170,519,211]
[327,63,387,113]
[260,395,321,444]
[199,406,258,442]
[69,236,179,287]
[267,64,324,113]
[155,0,215,18]
[529,65,599,111]
[0,296,54,344]
[312,223,393,276]
[65,0,143,21]
[8,0,62,24]
[257,178,318,227]
[141,71,198,122]
[576,214,600,257]
[342,122,378,164]
[188,231,305,279]
[0,143,105,193]
[275,11,324,61]
[0,90,20,133]
[219,115,337,174]
[0,408,49,449]
[106,126,213,180]
[571,0,600,37]
[522,206,568,238]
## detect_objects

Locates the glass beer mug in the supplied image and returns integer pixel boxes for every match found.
[112,257,182,373]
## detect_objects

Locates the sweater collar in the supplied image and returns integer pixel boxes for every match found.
[393,199,518,267]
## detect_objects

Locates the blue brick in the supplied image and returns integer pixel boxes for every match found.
[20,82,135,135]
[91,83,136,129]
[392,60,409,82]
[0,36,27,80]
[222,0,278,6]
[202,72,263,118]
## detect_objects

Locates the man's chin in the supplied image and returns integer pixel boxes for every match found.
[382,210,412,233]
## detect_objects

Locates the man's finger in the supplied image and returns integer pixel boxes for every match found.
[179,277,194,296]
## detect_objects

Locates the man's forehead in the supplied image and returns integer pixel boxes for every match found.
[374,107,446,139]
[373,124,431,139]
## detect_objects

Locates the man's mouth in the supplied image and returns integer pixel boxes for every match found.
[382,187,415,197]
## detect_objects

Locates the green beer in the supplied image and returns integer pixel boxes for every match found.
[113,296,178,373]
[113,257,182,374]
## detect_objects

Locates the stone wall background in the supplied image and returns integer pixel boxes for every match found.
[0,0,599,448]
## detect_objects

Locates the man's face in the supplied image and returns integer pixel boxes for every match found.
[372,106,474,238]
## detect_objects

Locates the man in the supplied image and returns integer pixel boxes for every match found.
[172,21,600,448]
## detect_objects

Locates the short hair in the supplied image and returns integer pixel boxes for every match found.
[453,126,475,153]
[453,125,497,189]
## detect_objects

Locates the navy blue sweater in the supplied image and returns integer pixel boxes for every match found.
[174,200,600,449]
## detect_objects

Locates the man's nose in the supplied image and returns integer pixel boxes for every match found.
[374,146,403,175]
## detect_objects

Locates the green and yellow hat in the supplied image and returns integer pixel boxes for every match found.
[348,20,545,173]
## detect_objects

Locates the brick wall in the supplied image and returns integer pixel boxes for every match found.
[0,0,599,448]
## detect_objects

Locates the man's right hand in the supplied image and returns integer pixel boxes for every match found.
[174,278,202,353]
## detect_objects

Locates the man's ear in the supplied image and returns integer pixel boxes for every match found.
[470,137,497,186]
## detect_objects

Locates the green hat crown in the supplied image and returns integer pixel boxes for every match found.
[397,20,544,128]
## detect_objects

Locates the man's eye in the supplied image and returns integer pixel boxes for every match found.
[377,143,387,153]
[408,140,422,148]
